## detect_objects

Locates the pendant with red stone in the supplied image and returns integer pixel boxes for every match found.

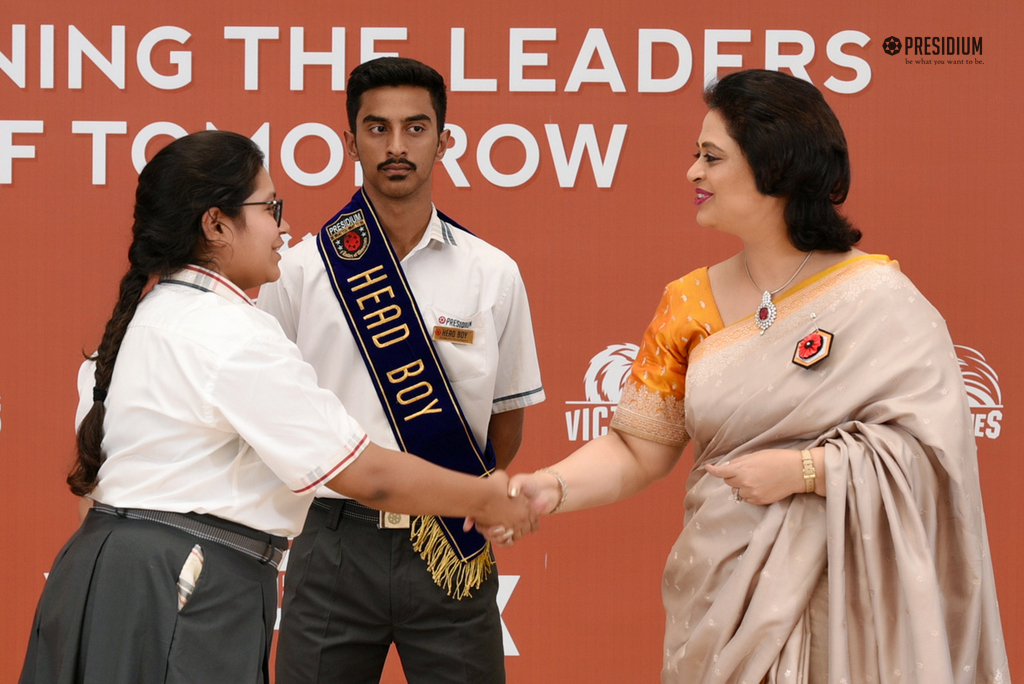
[755,290,776,334]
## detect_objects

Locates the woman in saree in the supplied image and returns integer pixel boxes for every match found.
[500,70,1011,683]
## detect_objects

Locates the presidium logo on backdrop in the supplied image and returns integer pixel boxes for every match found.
[882,34,984,65]
[564,344,1003,442]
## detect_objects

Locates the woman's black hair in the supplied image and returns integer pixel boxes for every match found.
[68,130,265,496]
[704,69,861,251]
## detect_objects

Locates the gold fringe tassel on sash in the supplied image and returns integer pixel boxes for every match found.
[411,515,494,600]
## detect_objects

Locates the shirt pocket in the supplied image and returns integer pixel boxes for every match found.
[425,306,492,383]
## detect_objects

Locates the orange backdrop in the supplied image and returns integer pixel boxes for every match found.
[2,0,1021,681]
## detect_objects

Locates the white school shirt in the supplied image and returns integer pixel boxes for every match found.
[257,206,545,499]
[78,266,369,537]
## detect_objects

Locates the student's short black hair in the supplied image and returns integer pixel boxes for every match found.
[346,57,447,134]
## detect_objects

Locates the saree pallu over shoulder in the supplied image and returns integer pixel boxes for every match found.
[687,254,891,376]
[662,257,1009,683]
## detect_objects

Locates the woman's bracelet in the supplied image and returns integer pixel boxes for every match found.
[539,468,568,513]
[800,449,816,493]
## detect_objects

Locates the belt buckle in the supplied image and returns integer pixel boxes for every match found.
[378,511,411,529]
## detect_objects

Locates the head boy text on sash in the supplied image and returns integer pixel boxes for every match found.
[316,188,495,599]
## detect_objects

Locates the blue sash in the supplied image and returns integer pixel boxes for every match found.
[316,189,494,599]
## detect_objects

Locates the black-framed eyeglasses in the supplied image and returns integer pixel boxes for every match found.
[226,198,284,227]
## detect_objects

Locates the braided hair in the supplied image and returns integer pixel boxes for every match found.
[68,130,265,496]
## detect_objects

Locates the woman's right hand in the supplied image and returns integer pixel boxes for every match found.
[329,444,539,539]
[470,470,540,544]
[508,471,563,516]
[473,470,562,546]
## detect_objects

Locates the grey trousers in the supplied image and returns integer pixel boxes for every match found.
[275,499,505,684]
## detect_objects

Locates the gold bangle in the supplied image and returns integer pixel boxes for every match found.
[539,468,568,513]
[801,449,816,493]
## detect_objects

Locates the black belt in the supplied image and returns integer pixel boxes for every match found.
[92,502,286,569]
[312,498,410,530]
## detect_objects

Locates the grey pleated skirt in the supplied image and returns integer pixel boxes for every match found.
[20,508,280,684]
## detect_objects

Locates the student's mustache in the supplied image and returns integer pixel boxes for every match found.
[378,158,417,171]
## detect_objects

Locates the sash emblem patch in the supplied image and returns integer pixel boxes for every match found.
[326,209,370,260]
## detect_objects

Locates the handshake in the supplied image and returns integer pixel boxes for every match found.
[463,469,566,548]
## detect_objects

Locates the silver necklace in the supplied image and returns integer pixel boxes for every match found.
[744,250,813,334]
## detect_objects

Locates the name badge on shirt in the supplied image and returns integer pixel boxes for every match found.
[432,325,475,345]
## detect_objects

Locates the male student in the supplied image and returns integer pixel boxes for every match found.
[259,57,545,684]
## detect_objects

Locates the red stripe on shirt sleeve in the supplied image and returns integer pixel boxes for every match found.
[294,433,370,493]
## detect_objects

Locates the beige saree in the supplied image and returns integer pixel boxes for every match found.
[612,256,1010,683]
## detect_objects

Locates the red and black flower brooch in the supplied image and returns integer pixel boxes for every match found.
[792,329,834,368]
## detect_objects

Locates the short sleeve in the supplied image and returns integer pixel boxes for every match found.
[491,265,545,413]
[610,268,722,447]
[210,325,369,493]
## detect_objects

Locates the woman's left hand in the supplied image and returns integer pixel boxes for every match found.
[704,449,805,505]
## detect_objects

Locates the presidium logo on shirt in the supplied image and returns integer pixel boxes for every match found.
[564,343,638,442]
[432,315,475,345]
[326,209,370,260]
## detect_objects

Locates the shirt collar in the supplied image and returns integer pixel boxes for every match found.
[411,206,459,253]
[162,265,255,307]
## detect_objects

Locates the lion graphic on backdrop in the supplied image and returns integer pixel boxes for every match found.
[955,345,1002,409]
[583,344,639,404]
